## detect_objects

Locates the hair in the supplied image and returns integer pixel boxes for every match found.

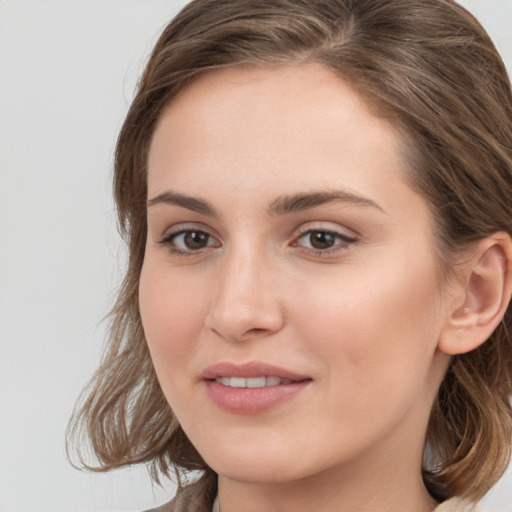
[67,0,512,504]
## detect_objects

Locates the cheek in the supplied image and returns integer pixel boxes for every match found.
[138,259,208,379]
[292,255,443,399]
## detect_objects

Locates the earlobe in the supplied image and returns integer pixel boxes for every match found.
[438,232,512,356]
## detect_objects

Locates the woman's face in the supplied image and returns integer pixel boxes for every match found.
[140,64,453,485]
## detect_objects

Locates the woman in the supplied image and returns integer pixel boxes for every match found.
[68,1,512,511]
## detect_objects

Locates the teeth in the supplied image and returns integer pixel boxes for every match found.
[215,376,293,388]
[247,377,266,388]
[230,377,246,388]
[266,376,281,386]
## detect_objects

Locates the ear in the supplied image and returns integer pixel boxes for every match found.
[438,232,512,356]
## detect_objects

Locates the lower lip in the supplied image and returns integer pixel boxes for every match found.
[204,380,310,414]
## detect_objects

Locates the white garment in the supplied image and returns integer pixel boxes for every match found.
[434,497,481,512]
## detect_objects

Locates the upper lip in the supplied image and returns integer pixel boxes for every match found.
[200,361,311,381]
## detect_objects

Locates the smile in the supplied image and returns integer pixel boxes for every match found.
[202,362,312,414]
[214,376,294,388]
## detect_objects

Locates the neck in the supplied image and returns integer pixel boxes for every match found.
[216,420,438,512]
[218,464,437,512]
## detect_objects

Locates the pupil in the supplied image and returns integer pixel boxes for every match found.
[310,231,335,249]
[185,231,208,249]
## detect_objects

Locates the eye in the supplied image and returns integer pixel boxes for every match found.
[173,230,211,250]
[159,228,220,256]
[293,228,357,254]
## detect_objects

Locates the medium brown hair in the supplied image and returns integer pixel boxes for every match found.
[68,0,512,503]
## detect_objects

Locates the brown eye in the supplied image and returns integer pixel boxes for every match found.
[308,231,336,250]
[182,231,210,250]
[163,229,220,254]
[294,229,357,254]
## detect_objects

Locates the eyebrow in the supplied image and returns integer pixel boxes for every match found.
[146,188,384,216]
[147,190,219,216]
[267,190,385,215]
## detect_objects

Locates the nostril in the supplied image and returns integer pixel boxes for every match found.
[205,294,285,342]
[246,328,267,335]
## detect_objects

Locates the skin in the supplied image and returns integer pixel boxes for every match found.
[140,63,460,512]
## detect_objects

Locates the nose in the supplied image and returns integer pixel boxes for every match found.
[205,247,285,342]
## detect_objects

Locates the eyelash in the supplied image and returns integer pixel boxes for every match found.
[158,228,218,258]
[158,226,358,258]
[292,227,358,257]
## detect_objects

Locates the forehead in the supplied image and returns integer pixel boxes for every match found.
[152,63,389,148]
[147,63,414,214]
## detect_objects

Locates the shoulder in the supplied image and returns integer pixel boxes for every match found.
[143,481,213,512]
[434,497,482,512]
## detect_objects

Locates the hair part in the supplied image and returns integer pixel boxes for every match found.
[68,0,512,502]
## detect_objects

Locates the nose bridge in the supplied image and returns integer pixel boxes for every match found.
[222,243,260,298]
[206,238,283,340]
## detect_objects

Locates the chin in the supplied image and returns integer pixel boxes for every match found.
[199,439,336,486]
[195,439,298,483]
[212,461,304,485]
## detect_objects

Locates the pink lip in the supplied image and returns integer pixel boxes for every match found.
[201,361,312,414]
[200,361,310,380]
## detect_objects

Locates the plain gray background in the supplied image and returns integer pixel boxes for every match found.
[1,1,511,511]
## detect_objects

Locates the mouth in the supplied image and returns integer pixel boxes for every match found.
[214,376,296,388]
[201,361,310,381]
[201,362,312,414]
